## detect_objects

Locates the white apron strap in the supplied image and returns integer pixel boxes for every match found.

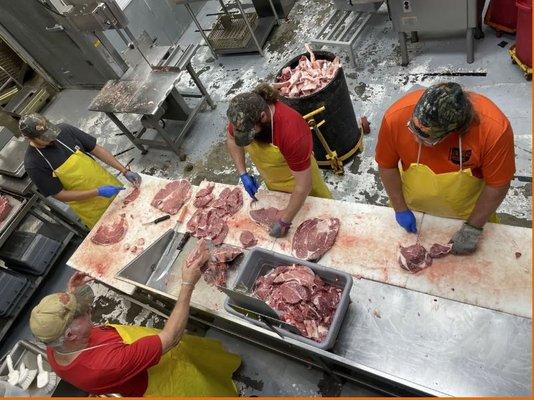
[416,142,422,165]
[459,136,463,171]
[34,139,77,172]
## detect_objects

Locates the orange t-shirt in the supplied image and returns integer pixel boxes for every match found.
[375,90,515,187]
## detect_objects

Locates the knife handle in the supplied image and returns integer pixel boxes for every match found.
[154,215,171,224]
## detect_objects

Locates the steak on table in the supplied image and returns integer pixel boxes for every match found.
[187,209,228,245]
[249,207,281,228]
[398,244,432,273]
[292,218,340,261]
[193,183,215,208]
[239,230,257,248]
[429,243,453,258]
[151,180,191,215]
[0,195,13,222]
[252,264,342,342]
[122,187,140,206]
[91,213,128,246]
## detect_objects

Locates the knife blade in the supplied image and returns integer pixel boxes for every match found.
[415,213,425,244]
[155,232,191,281]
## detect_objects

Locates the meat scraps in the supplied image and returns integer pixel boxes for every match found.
[253,264,342,342]
[193,183,215,208]
[91,213,128,246]
[201,244,243,286]
[187,209,228,245]
[122,187,140,206]
[249,207,280,229]
[428,243,452,258]
[151,180,191,215]
[399,242,453,273]
[239,230,257,248]
[0,195,13,222]
[277,44,341,98]
[211,187,243,217]
[292,218,340,261]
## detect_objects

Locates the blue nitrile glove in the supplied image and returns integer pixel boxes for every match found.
[97,185,125,198]
[269,219,292,238]
[124,170,142,187]
[395,209,417,233]
[240,173,259,199]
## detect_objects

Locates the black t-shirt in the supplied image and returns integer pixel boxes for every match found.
[24,123,97,197]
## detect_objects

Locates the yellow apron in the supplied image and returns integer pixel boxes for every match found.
[401,136,498,222]
[245,105,332,199]
[109,324,241,397]
[35,140,121,228]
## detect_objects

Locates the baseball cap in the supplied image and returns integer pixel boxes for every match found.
[30,290,92,343]
[412,83,473,140]
[227,93,267,147]
[19,113,61,141]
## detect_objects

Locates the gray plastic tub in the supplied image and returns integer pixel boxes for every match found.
[224,248,353,350]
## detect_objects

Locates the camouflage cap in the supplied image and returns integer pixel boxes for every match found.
[19,113,61,141]
[412,83,473,139]
[227,92,267,147]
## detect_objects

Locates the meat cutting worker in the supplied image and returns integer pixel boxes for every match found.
[19,113,142,229]
[29,239,241,396]
[375,82,515,255]
[226,83,332,238]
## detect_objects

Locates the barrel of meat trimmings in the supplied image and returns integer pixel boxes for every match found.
[276,50,361,168]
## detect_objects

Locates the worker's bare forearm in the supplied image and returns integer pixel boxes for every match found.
[226,133,247,175]
[282,185,309,222]
[467,184,509,228]
[53,188,98,202]
[379,167,408,211]
[158,284,194,353]
[91,145,127,174]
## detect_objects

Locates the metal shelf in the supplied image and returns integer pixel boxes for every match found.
[214,16,277,55]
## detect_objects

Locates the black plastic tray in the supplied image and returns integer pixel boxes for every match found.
[224,248,352,350]
[0,268,30,318]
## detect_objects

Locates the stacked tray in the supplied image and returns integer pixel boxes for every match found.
[225,248,353,350]
[0,232,61,275]
[0,268,30,318]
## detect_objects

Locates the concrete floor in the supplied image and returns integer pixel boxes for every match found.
[1,0,531,396]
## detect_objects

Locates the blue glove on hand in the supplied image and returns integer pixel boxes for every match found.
[240,173,259,199]
[97,185,125,198]
[124,170,142,187]
[395,209,417,233]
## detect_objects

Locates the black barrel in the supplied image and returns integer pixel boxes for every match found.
[276,51,361,167]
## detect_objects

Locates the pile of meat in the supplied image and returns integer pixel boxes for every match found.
[187,186,243,245]
[91,213,128,246]
[276,44,341,98]
[151,180,191,215]
[253,265,342,342]
[201,244,243,286]
[292,218,340,261]
[399,243,453,273]
[0,195,13,223]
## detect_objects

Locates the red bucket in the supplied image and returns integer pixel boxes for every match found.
[484,0,518,34]
[516,0,532,67]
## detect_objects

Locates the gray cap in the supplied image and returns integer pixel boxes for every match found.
[227,93,267,146]
[19,113,61,141]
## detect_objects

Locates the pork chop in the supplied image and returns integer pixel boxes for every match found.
[91,213,128,246]
[151,180,191,215]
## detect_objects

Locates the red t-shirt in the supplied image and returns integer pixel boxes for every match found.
[228,101,313,171]
[47,326,162,396]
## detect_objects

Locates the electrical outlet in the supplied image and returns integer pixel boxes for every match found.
[403,0,412,13]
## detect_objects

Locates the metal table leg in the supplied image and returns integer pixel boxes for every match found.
[466,28,474,64]
[235,0,264,56]
[141,114,183,157]
[266,0,280,24]
[186,63,215,109]
[184,3,218,59]
[105,112,148,154]
[399,32,409,66]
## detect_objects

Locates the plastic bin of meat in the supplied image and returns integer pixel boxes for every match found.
[224,248,352,350]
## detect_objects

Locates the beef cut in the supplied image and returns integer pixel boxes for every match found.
[211,187,243,217]
[239,230,257,248]
[193,183,215,208]
[122,188,140,206]
[292,218,340,261]
[202,261,230,286]
[253,264,341,342]
[249,207,280,228]
[277,44,341,98]
[211,245,243,263]
[186,209,228,245]
[429,243,452,258]
[398,244,432,273]
[151,180,191,215]
[91,213,128,246]
[0,195,13,222]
